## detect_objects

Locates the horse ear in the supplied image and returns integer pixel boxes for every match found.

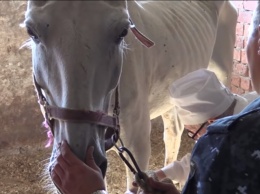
[105,0,127,8]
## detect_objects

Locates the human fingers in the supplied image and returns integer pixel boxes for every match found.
[148,178,179,194]
[154,170,166,181]
[60,140,81,165]
[53,163,65,178]
[132,181,138,187]
[56,153,70,170]
[85,146,100,171]
[50,171,65,194]
[51,164,63,188]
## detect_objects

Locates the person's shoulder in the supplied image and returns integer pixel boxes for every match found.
[191,100,260,194]
[206,97,260,133]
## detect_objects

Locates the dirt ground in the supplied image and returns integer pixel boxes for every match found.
[0,118,194,194]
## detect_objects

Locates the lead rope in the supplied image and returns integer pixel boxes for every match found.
[114,137,171,194]
[112,88,149,192]
[111,20,160,193]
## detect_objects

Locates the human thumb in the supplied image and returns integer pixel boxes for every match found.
[85,146,100,171]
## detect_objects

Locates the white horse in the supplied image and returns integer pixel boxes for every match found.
[24,1,237,193]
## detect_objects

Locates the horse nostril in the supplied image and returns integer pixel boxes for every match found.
[99,159,107,177]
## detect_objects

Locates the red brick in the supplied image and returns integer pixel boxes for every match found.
[238,11,253,24]
[236,23,244,36]
[231,85,245,95]
[240,77,252,91]
[252,83,256,91]
[244,1,258,11]
[233,62,240,75]
[233,49,241,62]
[232,1,244,9]
[231,75,241,87]
[243,38,247,49]
[235,36,244,49]
[231,85,238,93]
[235,63,249,76]
[232,63,236,73]
[241,50,248,64]
[244,24,250,37]
[244,36,249,48]
[238,88,246,95]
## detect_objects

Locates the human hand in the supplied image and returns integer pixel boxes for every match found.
[133,175,179,194]
[51,141,105,194]
[154,170,167,181]
[141,177,179,194]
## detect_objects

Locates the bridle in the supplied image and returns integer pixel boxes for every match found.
[33,19,154,151]
[34,76,121,151]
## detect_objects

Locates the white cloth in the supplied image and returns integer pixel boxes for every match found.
[169,69,235,125]
[161,153,191,185]
[233,95,248,114]
[162,92,259,184]
[242,91,259,104]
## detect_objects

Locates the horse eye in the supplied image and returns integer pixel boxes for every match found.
[26,27,40,43]
[116,28,128,44]
[119,28,128,38]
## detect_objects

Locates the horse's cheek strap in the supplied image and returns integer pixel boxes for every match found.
[129,20,155,48]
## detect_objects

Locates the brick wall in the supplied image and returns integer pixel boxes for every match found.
[231,1,257,94]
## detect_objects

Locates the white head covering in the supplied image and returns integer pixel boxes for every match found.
[233,94,250,114]
[170,69,235,125]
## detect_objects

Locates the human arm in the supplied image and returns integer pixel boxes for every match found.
[51,141,106,194]
[155,153,191,185]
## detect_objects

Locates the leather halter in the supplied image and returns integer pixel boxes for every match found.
[33,19,154,151]
[129,19,154,48]
[33,76,120,151]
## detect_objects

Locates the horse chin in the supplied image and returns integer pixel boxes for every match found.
[47,142,108,178]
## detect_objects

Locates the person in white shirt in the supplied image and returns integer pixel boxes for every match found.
[154,68,259,185]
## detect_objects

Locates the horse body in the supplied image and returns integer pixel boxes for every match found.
[114,1,237,192]
[25,1,237,193]
[122,1,219,118]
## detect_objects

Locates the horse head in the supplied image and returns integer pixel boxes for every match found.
[24,0,129,178]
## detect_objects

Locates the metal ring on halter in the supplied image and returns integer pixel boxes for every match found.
[114,137,124,152]
[114,138,144,180]
[118,147,144,179]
